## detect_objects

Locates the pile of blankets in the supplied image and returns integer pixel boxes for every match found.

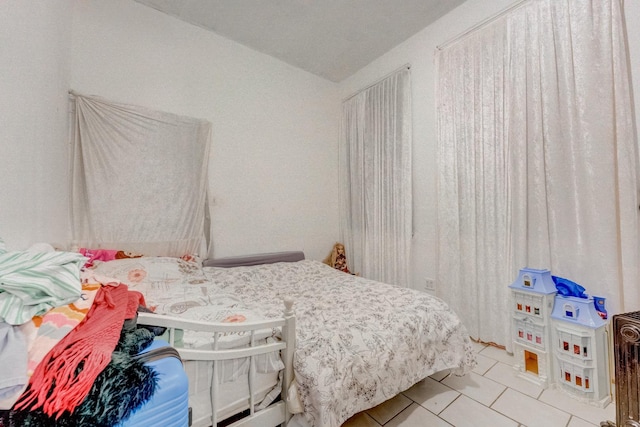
[0,239,158,426]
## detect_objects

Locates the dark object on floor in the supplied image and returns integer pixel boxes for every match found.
[614,311,640,427]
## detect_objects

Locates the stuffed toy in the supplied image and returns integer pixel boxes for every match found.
[322,243,353,274]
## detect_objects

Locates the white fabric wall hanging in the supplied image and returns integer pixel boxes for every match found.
[69,93,212,257]
[436,0,639,349]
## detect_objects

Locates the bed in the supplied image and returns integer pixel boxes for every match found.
[1,248,474,427]
[87,251,477,427]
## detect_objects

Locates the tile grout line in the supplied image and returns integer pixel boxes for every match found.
[431,391,464,419]
[486,386,527,427]
[488,384,509,408]
[364,412,382,427]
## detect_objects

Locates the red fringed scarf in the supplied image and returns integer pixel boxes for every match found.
[14,285,144,418]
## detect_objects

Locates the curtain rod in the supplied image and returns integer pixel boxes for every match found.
[436,0,529,51]
[342,63,411,103]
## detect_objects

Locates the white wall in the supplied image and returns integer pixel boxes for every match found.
[69,0,340,261]
[0,0,341,260]
[0,1,72,250]
[3,0,637,270]
[339,0,640,292]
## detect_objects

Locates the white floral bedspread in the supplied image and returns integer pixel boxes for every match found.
[92,257,475,427]
[203,260,476,427]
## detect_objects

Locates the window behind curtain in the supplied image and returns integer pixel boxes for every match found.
[436,0,639,348]
[339,68,412,286]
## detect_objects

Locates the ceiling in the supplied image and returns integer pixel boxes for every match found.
[133,0,467,82]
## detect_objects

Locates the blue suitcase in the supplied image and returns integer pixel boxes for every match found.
[118,340,190,427]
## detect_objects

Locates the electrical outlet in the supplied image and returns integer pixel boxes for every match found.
[424,277,436,291]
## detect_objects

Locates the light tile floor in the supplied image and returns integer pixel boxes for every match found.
[341,341,616,427]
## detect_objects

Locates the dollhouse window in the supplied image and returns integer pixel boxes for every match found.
[517,303,523,311]
[580,336,590,358]
[563,303,578,319]
[536,335,542,344]
[563,341,569,351]
[518,329,524,338]
[534,307,540,315]
[573,345,580,355]
[527,332,532,341]
[565,372,571,382]
[585,376,590,389]
[576,376,582,387]
[526,305,531,313]
[523,274,533,287]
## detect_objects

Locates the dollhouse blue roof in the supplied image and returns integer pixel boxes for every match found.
[508,268,557,295]
[551,295,607,328]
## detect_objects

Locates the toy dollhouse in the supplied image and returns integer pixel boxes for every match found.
[509,268,557,387]
[509,268,611,406]
[551,294,610,407]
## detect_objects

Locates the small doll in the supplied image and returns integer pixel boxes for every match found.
[323,243,352,274]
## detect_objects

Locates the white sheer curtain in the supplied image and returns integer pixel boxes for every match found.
[436,0,639,349]
[70,93,212,257]
[339,68,412,286]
